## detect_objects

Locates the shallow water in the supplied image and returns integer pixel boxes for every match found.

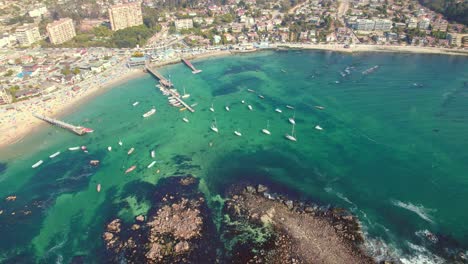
[0,50,467,262]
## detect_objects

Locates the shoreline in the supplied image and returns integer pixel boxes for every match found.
[0,66,145,150]
[0,45,466,150]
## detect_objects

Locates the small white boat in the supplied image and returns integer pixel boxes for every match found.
[289,111,296,125]
[315,125,323,131]
[143,108,156,118]
[151,150,155,158]
[210,119,219,133]
[225,106,230,111]
[32,160,43,168]
[69,146,80,151]
[147,161,157,169]
[108,146,112,151]
[97,184,101,192]
[241,100,245,104]
[315,106,325,110]
[118,140,123,146]
[275,108,282,113]
[234,130,242,136]
[182,87,190,98]
[127,147,135,155]
[182,117,189,123]
[258,95,265,99]
[285,124,297,142]
[262,120,271,135]
[247,89,255,93]
[49,151,61,158]
[248,105,253,111]
[132,101,139,106]
[209,103,214,112]
[286,105,294,110]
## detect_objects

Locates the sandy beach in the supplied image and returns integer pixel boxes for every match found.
[0,65,145,149]
[0,44,466,150]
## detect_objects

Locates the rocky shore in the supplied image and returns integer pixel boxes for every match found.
[102,176,218,263]
[221,184,375,263]
[102,177,376,263]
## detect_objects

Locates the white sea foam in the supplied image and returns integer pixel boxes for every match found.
[324,187,355,206]
[391,200,435,224]
[399,242,445,264]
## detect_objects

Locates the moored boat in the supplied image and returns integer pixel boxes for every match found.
[275,108,282,113]
[97,184,101,192]
[151,150,155,158]
[108,146,112,151]
[118,140,123,146]
[285,123,297,142]
[314,106,325,110]
[49,151,61,158]
[286,105,294,110]
[143,108,156,118]
[225,106,230,111]
[125,165,136,174]
[258,95,265,99]
[127,147,135,155]
[32,160,43,168]
[210,119,219,133]
[147,161,156,169]
[262,120,271,135]
[209,103,215,112]
[241,100,245,104]
[234,130,242,136]
[182,117,189,123]
[69,146,80,151]
[248,105,253,111]
[247,89,255,93]
[133,101,139,106]
[315,125,323,131]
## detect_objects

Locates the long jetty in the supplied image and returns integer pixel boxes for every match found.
[33,114,89,135]
[145,64,195,113]
[145,66,173,87]
[181,58,202,74]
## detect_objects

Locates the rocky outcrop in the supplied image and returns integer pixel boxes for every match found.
[102,176,219,263]
[221,185,375,264]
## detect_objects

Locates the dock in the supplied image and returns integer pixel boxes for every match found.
[146,64,195,113]
[181,58,202,74]
[145,65,173,87]
[33,114,91,135]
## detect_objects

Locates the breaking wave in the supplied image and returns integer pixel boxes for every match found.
[391,200,435,224]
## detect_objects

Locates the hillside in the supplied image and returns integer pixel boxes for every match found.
[419,0,468,26]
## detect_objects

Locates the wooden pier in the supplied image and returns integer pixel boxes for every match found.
[146,64,195,113]
[181,58,202,74]
[33,114,90,135]
[145,65,173,87]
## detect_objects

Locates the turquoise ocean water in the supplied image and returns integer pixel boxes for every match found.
[0,50,467,263]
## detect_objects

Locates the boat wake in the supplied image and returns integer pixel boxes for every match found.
[391,200,435,224]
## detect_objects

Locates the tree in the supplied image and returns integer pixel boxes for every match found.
[4,69,14,77]
[72,67,81,75]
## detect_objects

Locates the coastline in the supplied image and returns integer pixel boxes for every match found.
[0,66,145,150]
[1,45,466,150]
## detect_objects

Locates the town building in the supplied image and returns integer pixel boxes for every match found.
[28,6,47,17]
[355,19,375,31]
[447,33,468,47]
[418,18,430,30]
[175,19,194,30]
[407,18,418,29]
[108,2,143,31]
[0,87,12,105]
[432,19,448,32]
[374,19,392,31]
[15,24,41,46]
[46,18,76,45]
